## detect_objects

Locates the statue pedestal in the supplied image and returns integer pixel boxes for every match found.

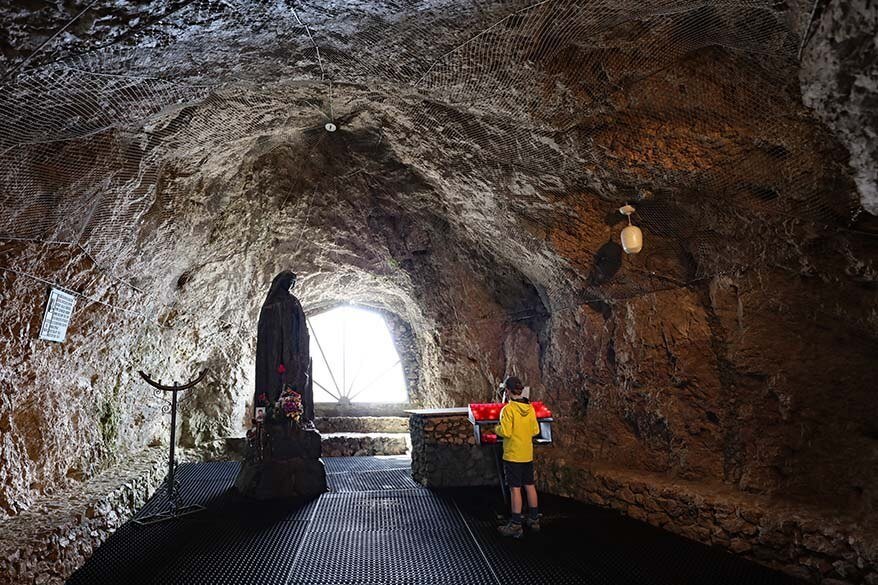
[235,425,327,499]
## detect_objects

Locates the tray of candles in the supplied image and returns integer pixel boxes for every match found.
[467,401,554,445]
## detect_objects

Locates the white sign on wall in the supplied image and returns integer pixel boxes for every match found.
[39,288,76,343]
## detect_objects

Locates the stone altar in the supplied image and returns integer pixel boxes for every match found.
[408,408,499,488]
[234,423,326,499]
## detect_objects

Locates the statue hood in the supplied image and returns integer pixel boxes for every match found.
[265,271,297,304]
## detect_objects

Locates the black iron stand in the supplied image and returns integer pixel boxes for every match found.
[134,368,209,526]
[494,443,510,507]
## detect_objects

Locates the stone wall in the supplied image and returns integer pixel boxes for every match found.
[321,433,409,457]
[0,447,169,585]
[538,450,878,584]
[532,267,878,583]
[409,413,499,488]
[800,0,878,214]
[315,416,409,434]
[382,311,423,403]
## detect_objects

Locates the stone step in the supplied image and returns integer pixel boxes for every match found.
[315,403,411,417]
[315,416,409,434]
[321,432,410,457]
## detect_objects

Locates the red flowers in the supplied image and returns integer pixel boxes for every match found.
[277,363,286,374]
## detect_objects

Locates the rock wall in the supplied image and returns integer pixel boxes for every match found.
[0,240,253,518]
[382,310,423,403]
[0,241,186,518]
[538,267,878,512]
[530,262,878,583]
[538,451,878,584]
[800,0,878,214]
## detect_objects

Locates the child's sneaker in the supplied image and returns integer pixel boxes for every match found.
[497,520,524,539]
[524,518,540,532]
[525,515,541,533]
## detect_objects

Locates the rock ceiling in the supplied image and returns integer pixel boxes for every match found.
[0,0,871,319]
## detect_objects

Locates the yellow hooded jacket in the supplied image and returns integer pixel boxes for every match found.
[495,400,540,463]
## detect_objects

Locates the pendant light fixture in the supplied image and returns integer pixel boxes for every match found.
[619,204,643,254]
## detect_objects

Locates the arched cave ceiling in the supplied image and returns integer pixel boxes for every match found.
[0,0,874,366]
[0,0,876,522]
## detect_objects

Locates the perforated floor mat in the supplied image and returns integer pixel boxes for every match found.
[67,458,804,585]
[327,467,421,492]
[323,455,412,474]
[314,490,462,533]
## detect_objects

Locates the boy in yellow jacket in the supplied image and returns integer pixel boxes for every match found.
[495,376,541,538]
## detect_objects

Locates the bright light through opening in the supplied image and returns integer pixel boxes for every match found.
[307,306,408,404]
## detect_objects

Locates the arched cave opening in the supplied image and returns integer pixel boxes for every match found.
[307,304,409,405]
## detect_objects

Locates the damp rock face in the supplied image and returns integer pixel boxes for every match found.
[0,1,876,584]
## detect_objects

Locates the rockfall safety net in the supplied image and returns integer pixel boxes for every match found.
[0,0,864,320]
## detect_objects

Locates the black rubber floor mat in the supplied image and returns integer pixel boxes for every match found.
[68,459,806,585]
[451,487,803,585]
[137,462,240,518]
[291,528,497,585]
[174,460,241,482]
[149,514,309,585]
[457,501,637,585]
[136,479,232,518]
[323,455,412,474]
[66,519,187,585]
[327,468,421,493]
[288,489,496,584]
[68,461,315,585]
[313,491,462,533]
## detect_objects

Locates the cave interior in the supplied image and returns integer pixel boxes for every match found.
[0,0,876,584]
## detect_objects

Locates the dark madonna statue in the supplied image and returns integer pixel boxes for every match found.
[255,271,314,421]
[236,270,325,499]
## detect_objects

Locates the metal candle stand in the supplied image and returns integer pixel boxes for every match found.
[134,368,209,526]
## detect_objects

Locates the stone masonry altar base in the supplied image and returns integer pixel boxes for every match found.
[234,425,327,499]
[409,408,501,488]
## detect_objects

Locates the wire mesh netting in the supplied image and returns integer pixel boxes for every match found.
[0,0,863,321]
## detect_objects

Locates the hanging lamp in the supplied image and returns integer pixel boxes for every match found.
[619,204,643,254]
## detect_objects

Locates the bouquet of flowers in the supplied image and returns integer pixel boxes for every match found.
[276,385,303,425]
